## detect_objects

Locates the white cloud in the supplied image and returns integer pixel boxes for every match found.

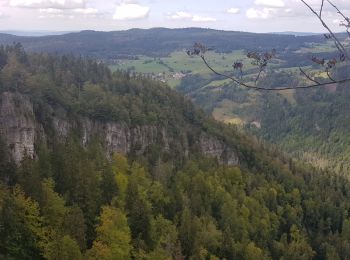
[73,7,98,15]
[245,0,295,20]
[336,0,350,10]
[38,6,98,19]
[192,15,216,22]
[39,8,62,14]
[167,11,216,22]
[10,0,86,9]
[254,0,285,8]
[246,7,277,19]
[272,0,350,17]
[246,0,309,20]
[39,13,74,19]
[227,8,240,14]
[168,11,192,20]
[113,3,150,20]
[39,14,63,18]
[117,0,137,3]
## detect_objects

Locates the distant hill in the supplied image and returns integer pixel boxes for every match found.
[0,30,73,37]
[271,31,322,36]
[0,27,326,58]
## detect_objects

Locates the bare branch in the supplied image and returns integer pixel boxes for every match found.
[190,0,350,91]
[255,69,263,86]
[326,69,336,82]
[320,0,325,17]
[327,0,347,21]
[200,55,350,91]
[301,0,349,59]
[299,67,321,84]
[328,0,350,38]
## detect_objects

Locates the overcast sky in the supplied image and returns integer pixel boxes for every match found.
[0,0,349,33]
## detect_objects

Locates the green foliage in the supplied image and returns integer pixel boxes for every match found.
[87,206,131,260]
[2,46,350,260]
[0,185,43,259]
[0,28,326,58]
[39,178,67,229]
[3,127,350,259]
[179,65,350,176]
[44,235,82,260]
[63,206,87,251]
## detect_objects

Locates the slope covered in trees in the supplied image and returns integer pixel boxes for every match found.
[179,65,350,175]
[2,45,350,259]
[0,28,328,58]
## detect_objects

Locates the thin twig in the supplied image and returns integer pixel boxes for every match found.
[327,0,347,20]
[320,0,324,17]
[328,0,350,38]
[201,55,350,91]
[301,0,349,59]
[255,69,263,85]
[194,1,350,91]
[326,69,336,82]
[299,67,321,84]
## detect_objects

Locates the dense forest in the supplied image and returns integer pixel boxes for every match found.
[179,64,350,175]
[2,45,350,260]
[0,28,330,58]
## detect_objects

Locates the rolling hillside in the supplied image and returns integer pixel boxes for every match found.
[1,44,350,259]
[0,28,327,58]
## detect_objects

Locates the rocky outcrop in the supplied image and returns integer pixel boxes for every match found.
[53,118,170,156]
[0,91,239,166]
[199,135,239,165]
[0,92,36,162]
[80,119,171,156]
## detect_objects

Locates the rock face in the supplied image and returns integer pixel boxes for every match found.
[0,92,36,162]
[81,119,170,156]
[0,91,239,166]
[199,135,239,166]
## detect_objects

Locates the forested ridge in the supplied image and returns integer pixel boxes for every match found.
[2,45,350,260]
[0,28,328,58]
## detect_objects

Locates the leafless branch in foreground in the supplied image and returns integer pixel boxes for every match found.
[189,0,350,91]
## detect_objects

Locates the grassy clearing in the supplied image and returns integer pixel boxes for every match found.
[212,99,246,126]
[110,56,169,74]
[109,50,256,87]
[295,42,336,54]
[108,49,323,126]
[205,78,233,87]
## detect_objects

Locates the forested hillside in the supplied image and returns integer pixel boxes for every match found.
[251,70,350,174]
[179,64,350,175]
[1,45,350,259]
[5,27,349,175]
[0,28,327,58]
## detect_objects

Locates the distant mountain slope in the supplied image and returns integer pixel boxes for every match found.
[0,30,73,37]
[271,31,322,36]
[179,64,350,175]
[0,28,326,58]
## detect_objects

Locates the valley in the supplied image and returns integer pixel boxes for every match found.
[103,33,348,173]
[1,26,350,259]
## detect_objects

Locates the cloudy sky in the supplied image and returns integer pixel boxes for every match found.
[0,0,349,33]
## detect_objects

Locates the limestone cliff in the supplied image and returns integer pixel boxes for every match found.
[0,91,239,165]
[0,92,36,162]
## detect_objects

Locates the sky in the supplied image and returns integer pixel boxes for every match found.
[0,0,349,33]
